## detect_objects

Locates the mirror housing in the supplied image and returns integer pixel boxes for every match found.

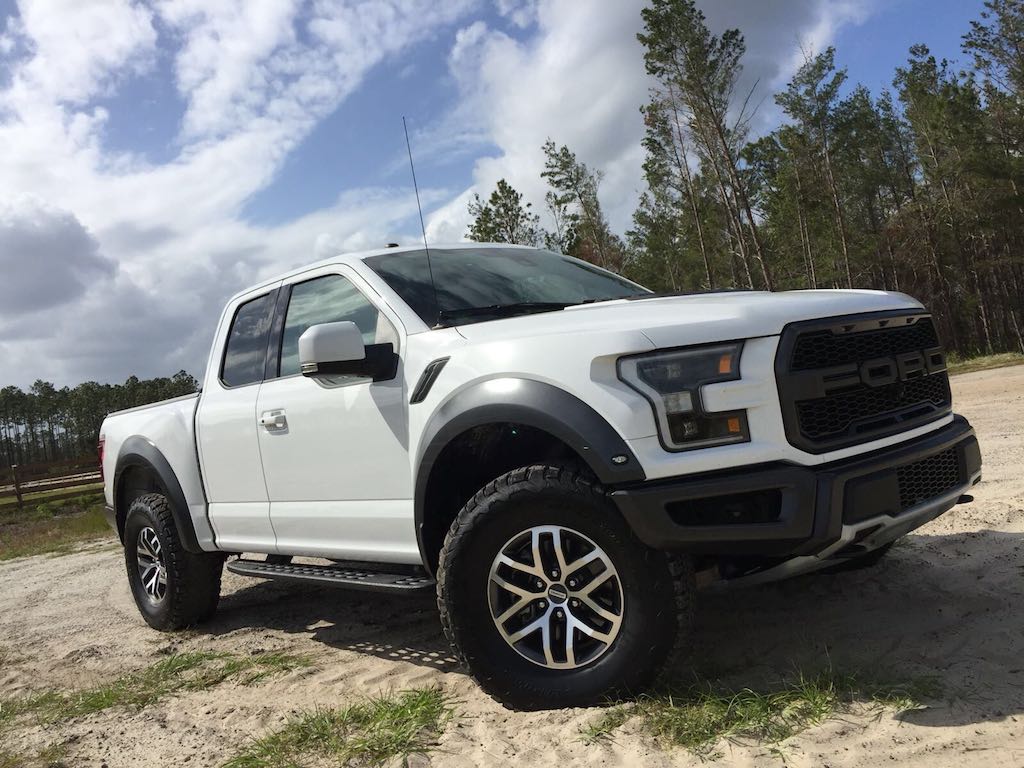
[298,321,397,381]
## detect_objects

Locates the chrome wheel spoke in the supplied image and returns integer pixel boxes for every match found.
[540,619,556,667]
[136,527,167,603]
[578,594,619,623]
[531,529,545,576]
[564,616,577,667]
[564,548,601,577]
[581,568,614,596]
[491,573,533,599]
[507,615,547,644]
[550,528,571,576]
[496,595,533,624]
[496,553,542,579]
[488,524,624,671]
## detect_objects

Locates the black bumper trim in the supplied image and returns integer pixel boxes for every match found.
[610,415,980,558]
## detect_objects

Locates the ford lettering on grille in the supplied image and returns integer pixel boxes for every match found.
[775,314,952,454]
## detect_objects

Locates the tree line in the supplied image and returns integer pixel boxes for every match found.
[467,0,1024,356]
[0,372,198,467]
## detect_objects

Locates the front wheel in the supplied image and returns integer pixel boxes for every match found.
[437,465,693,710]
[123,493,224,630]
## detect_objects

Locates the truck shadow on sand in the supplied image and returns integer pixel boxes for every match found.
[208,529,1023,725]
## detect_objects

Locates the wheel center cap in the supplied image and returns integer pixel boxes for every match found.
[547,583,568,604]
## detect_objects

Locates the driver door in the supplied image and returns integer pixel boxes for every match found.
[254,267,418,563]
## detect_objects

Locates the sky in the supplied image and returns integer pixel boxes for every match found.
[0,0,989,389]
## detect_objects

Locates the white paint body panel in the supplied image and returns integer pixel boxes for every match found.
[99,242,949,563]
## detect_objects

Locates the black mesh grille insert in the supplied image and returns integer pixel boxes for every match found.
[897,447,961,510]
[795,375,951,440]
[791,318,939,371]
[777,313,952,452]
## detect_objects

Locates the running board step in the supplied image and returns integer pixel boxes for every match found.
[226,559,435,593]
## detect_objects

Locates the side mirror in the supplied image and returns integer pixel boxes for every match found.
[298,321,398,381]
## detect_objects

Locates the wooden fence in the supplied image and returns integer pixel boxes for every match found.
[1,456,102,511]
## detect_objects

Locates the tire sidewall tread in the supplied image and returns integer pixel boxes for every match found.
[123,493,223,631]
[437,464,694,710]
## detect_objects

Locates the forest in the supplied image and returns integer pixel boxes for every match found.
[4,0,1023,467]
[467,0,1024,358]
[0,373,199,467]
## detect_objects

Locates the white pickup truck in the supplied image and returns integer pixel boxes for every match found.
[100,243,981,709]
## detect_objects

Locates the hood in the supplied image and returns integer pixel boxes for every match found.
[454,289,924,348]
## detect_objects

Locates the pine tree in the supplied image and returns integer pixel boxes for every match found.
[466,179,542,246]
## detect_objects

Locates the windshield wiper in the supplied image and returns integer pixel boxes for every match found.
[438,302,573,321]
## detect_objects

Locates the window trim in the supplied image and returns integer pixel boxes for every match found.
[218,287,280,390]
[267,270,401,383]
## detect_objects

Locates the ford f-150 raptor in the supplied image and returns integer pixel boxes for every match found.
[100,243,982,709]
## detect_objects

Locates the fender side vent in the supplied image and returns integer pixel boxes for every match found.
[410,357,450,404]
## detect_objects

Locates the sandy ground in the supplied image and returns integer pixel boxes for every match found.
[1,366,1022,767]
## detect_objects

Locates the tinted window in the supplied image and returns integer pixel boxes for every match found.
[279,274,396,377]
[221,292,275,387]
[364,247,648,326]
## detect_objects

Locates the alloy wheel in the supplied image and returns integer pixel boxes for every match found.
[487,525,624,669]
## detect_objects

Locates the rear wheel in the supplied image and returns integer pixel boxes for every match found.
[123,493,224,630]
[437,465,693,710]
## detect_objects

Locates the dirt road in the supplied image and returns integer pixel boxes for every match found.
[1,366,1022,767]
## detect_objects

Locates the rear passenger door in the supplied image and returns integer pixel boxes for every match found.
[196,284,280,553]
[255,266,418,563]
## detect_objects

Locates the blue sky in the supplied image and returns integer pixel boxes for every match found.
[0,0,995,387]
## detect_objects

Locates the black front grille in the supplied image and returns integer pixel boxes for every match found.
[795,375,951,440]
[791,318,940,370]
[897,447,961,510]
[776,312,952,453]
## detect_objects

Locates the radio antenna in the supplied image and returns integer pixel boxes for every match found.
[403,116,442,329]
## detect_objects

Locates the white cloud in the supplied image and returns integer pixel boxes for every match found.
[0,197,115,319]
[0,0,479,387]
[0,0,873,388]
[8,0,156,105]
[429,0,874,239]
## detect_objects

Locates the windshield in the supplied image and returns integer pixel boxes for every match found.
[363,247,649,326]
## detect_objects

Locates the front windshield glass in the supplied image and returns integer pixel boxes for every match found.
[363,247,649,326]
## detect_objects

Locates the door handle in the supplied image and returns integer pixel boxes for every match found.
[259,410,288,431]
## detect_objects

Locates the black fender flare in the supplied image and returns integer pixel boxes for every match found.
[413,377,645,566]
[113,437,201,553]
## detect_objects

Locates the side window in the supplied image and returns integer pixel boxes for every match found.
[221,292,276,387]
[278,274,397,378]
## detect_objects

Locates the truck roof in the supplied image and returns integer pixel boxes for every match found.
[233,242,536,303]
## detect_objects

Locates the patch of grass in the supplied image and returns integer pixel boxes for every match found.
[0,505,112,561]
[224,687,456,768]
[0,651,312,728]
[580,705,631,744]
[582,670,942,757]
[947,351,1024,376]
[0,491,104,521]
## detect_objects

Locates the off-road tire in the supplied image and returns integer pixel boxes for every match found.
[822,541,895,574]
[437,465,694,710]
[123,493,224,630]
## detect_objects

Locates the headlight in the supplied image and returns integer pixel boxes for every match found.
[617,343,749,451]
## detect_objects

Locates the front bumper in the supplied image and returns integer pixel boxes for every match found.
[610,415,981,581]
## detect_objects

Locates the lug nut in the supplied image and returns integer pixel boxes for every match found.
[536,578,545,589]
[556,610,563,619]
[570,599,580,608]
[550,570,559,579]
[568,578,577,588]
[538,600,546,609]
